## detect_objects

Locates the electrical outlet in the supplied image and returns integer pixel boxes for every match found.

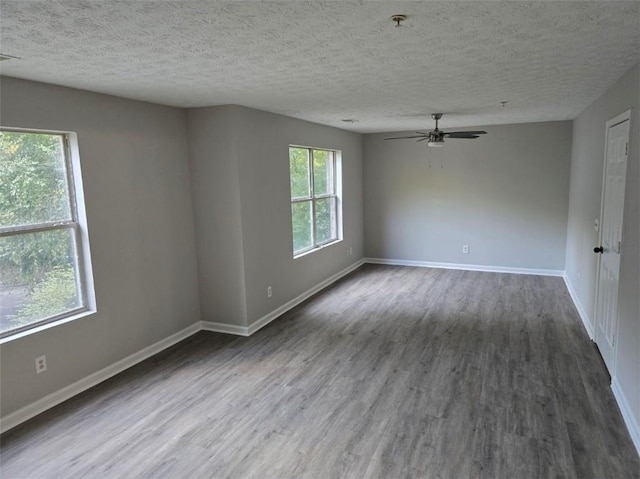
[348,247,353,257]
[267,286,272,298]
[462,245,469,254]
[35,355,47,374]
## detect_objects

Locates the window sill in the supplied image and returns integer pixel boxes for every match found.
[294,239,342,259]
[0,308,96,344]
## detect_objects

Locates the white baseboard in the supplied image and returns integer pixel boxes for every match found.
[562,272,594,340]
[612,378,640,457]
[8,257,626,453]
[247,259,365,335]
[0,321,201,434]
[201,321,249,336]
[201,259,365,338]
[0,260,366,434]
[364,257,564,277]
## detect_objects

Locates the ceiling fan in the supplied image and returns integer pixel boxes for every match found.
[384,113,487,147]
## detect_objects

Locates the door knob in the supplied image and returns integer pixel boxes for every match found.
[594,246,604,254]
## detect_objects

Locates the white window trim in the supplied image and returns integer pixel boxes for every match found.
[290,145,343,258]
[0,128,96,343]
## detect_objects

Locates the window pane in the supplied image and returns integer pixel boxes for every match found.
[0,131,71,228]
[291,201,313,253]
[315,197,337,244]
[289,147,310,199]
[312,150,334,195]
[0,228,81,334]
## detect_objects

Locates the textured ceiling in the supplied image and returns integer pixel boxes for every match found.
[0,1,638,133]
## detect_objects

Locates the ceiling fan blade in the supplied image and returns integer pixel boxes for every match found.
[416,137,428,142]
[448,135,480,139]
[384,135,428,140]
[444,131,487,136]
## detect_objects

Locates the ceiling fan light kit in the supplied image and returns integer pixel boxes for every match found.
[384,113,487,147]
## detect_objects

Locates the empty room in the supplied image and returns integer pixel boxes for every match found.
[0,1,638,477]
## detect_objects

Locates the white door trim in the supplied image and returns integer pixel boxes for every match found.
[593,108,631,375]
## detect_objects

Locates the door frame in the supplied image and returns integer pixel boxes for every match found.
[592,108,632,374]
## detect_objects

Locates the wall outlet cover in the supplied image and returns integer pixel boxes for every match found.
[35,355,47,374]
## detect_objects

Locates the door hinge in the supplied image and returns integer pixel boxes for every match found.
[625,142,628,155]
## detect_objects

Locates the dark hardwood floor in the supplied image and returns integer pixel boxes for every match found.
[2,265,639,478]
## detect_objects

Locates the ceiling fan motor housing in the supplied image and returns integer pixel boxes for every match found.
[429,130,444,144]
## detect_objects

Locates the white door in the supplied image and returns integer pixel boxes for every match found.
[594,110,630,375]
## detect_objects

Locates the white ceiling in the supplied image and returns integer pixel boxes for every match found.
[0,1,638,133]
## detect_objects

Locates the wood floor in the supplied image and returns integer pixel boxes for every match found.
[1,265,638,478]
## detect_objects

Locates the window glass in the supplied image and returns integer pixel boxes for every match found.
[312,149,334,196]
[0,131,71,228]
[0,129,92,339]
[0,229,81,334]
[289,147,310,198]
[289,146,340,256]
[315,197,336,244]
[291,201,313,252]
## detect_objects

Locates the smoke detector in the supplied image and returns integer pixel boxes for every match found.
[391,15,407,27]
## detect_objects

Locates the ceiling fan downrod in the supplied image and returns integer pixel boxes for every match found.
[431,113,443,131]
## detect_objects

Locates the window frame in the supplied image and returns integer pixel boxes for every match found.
[289,145,342,257]
[0,127,95,341]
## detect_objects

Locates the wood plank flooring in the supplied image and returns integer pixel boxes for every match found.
[1,265,639,478]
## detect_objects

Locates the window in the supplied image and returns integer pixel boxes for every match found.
[289,146,341,256]
[0,129,94,339]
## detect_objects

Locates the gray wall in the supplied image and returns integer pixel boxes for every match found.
[188,105,364,327]
[363,121,572,270]
[3,66,635,439]
[565,64,639,427]
[187,106,248,326]
[0,77,201,417]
